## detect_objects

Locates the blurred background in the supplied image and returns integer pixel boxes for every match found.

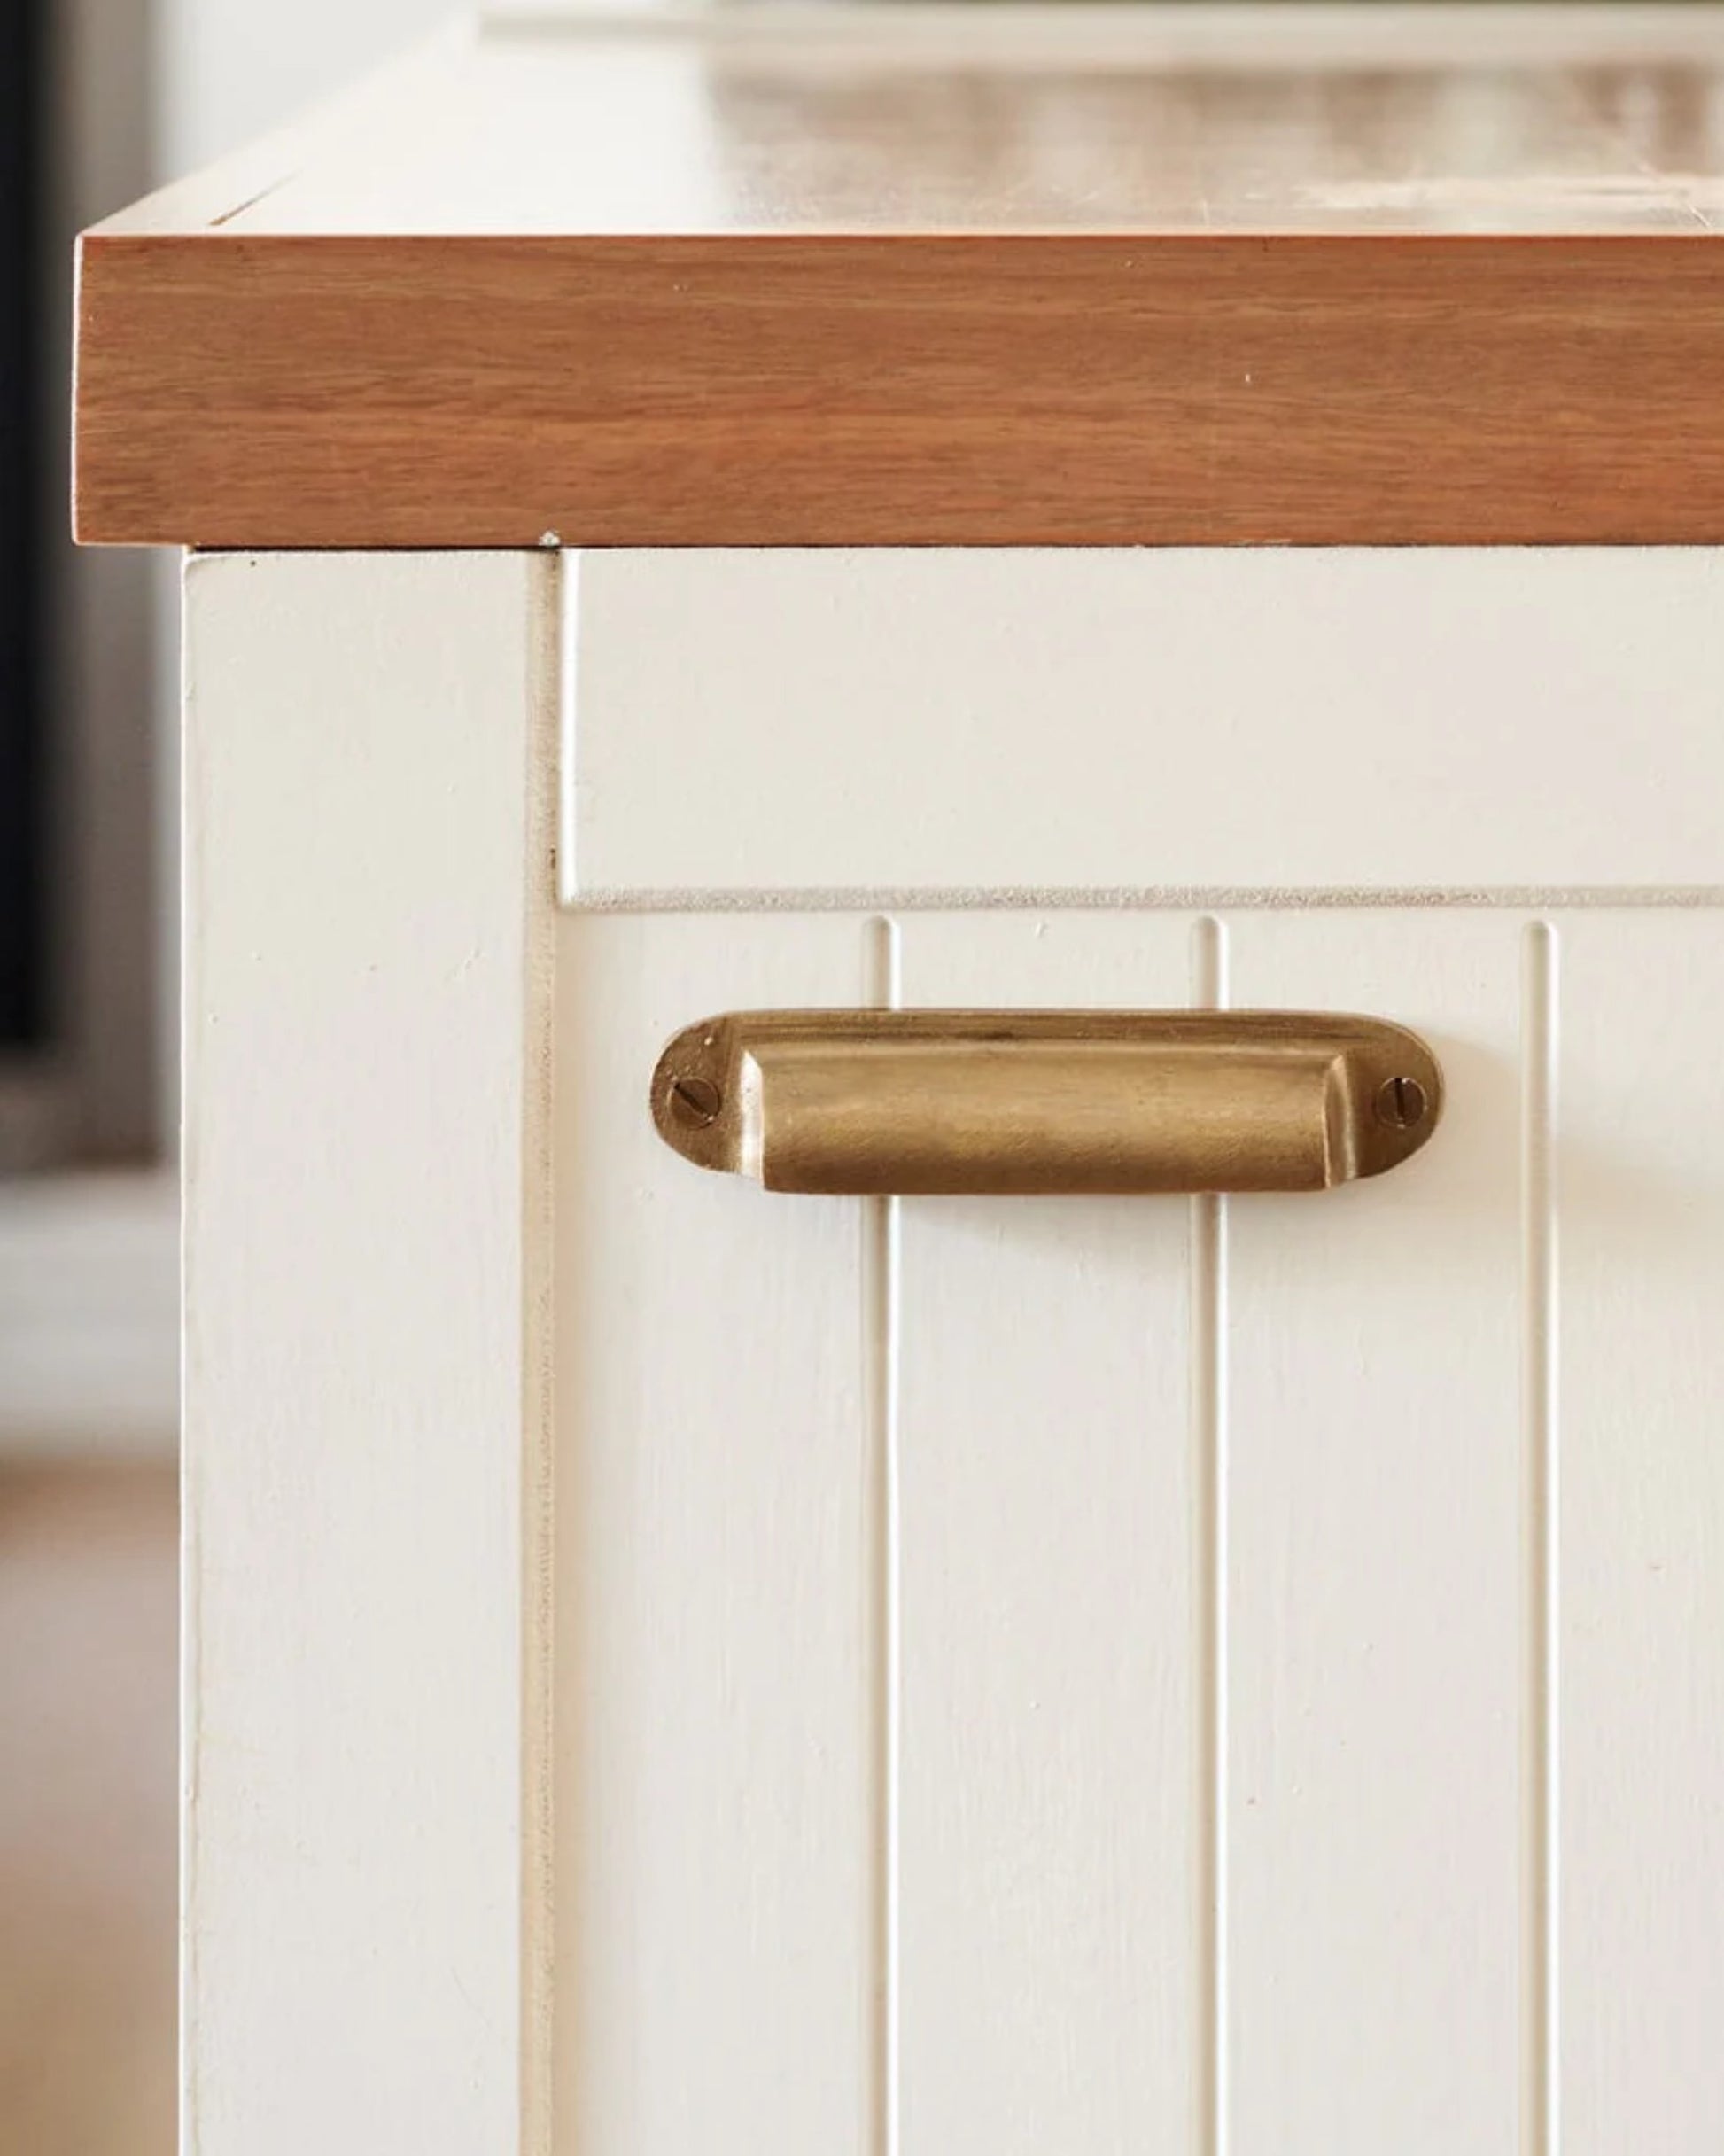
[1,3,454,2145]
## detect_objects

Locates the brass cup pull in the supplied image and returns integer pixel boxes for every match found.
[651,1010,1443,1196]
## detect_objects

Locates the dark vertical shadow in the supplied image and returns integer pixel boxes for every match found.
[44,0,162,1159]
[0,0,46,1053]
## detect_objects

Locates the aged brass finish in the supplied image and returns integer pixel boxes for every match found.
[650,1010,1443,1196]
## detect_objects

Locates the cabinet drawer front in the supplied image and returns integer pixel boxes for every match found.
[183,553,1724,2153]
[565,549,1724,904]
[556,900,1724,2156]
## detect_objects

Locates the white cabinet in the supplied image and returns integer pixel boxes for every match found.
[79,8,1724,2149]
[182,549,1724,2154]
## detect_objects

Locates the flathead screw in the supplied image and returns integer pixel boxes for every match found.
[668,1074,722,1129]
[1375,1074,1428,1131]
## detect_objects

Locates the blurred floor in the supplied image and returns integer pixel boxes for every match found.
[0,1177,178,1457]
[0,1466,175,2155]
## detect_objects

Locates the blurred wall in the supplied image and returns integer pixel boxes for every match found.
[157,0,460,171]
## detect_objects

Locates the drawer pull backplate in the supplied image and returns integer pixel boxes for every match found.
[651,1009,1443,1196]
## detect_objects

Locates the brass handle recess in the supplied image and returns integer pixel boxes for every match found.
[652,1010,1442,1196]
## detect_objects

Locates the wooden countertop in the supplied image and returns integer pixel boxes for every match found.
[73,4,1724,547]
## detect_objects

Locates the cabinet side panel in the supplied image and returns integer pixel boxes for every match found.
[1559,915,1724,2151]
[555,912,874,2156]
[894,914,1202,2155]
[182,552,554,2154]
[1224,915,1524,2154]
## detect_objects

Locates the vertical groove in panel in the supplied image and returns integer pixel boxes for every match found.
[524,551,562,2156]
[555,549,581,909]
[866,915,902,2156]
[1190,915,1229,2156]
[1521,922,1560,2156]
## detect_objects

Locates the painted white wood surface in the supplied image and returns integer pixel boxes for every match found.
[554,911,875,2156]
[1559,916,1724,2150]
[547,898,1724,2154]
[1223,914,1524,2153]
[187,544,1724,2156]
[894,914,1202,2156]
[564,549,1724,902]
[552,899,1724,2156]
[182,552,555,2155]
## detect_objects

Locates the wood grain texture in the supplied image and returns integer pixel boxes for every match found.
[71,5,1724,546]
[102,8,1724,241]
[74,231,1724,547]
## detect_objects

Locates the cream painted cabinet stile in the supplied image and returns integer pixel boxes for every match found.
[182,554,556,2153]
[183,548,1724,2156]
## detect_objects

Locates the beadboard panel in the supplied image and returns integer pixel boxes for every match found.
[893,914,1201,2156]
[1558,916,1724,2152]
[1223,913,1525,2153]
[563,549,1724,904]
[552,902,1724,2153]
[555,912,876,2156]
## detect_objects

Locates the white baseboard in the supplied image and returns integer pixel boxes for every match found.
[0,1172,178,1460]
